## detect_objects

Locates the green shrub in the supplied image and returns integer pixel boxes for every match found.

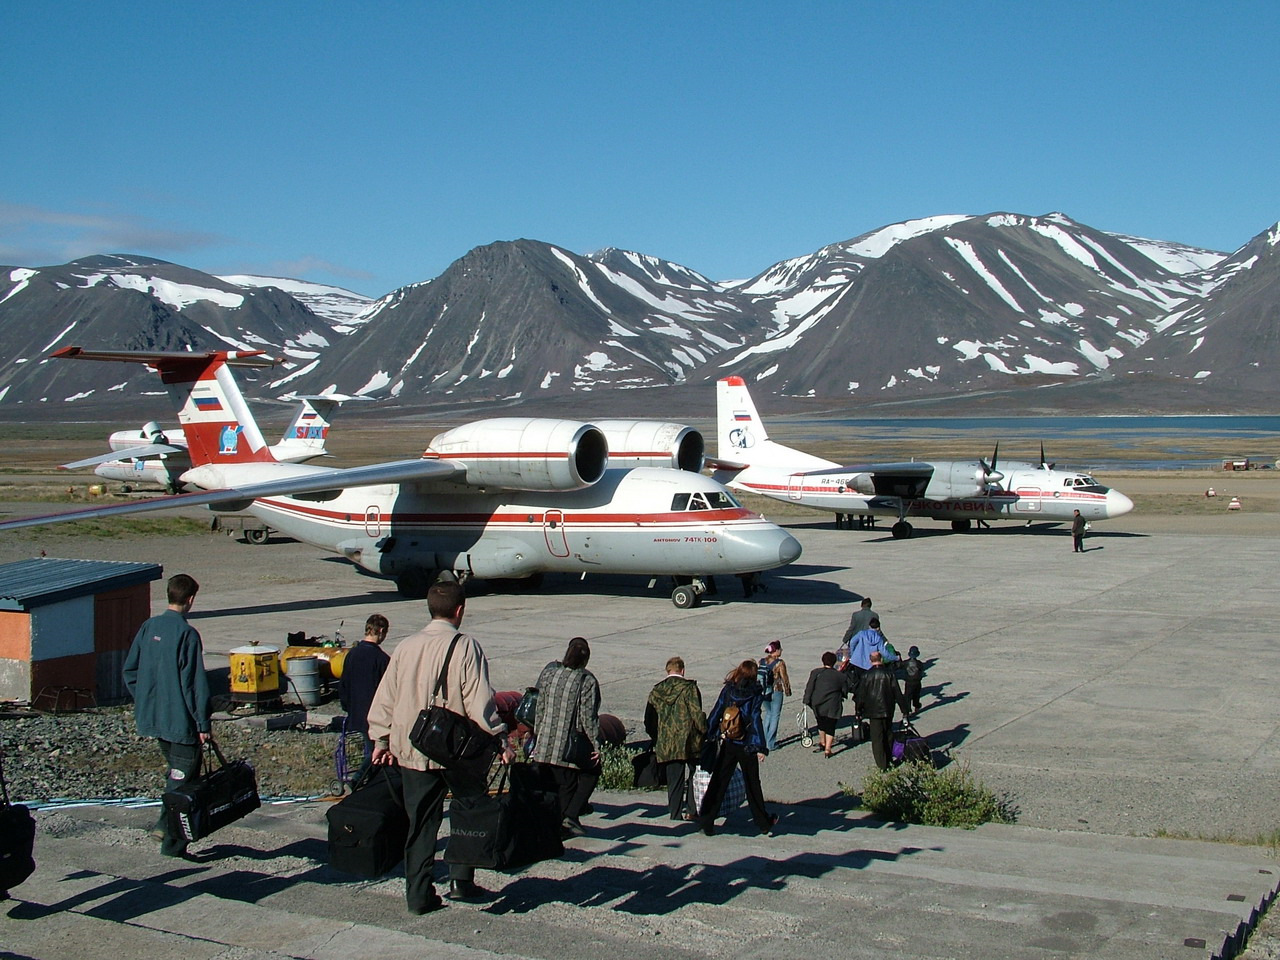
[597,742,644,791]
[850,762,1017,828]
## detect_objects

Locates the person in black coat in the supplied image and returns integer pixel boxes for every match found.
[857,651,902,770]
[699,660,778,837]
[803,651,852,758]
[338,614,391,779]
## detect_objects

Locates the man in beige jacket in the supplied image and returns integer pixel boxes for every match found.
[367,581,511,913]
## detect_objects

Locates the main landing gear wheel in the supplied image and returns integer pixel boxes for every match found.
[244,527,270,545]
[891,521,914,540]
[951,519,972,532]
[672,585,700,609]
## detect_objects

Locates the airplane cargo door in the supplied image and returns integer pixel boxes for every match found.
[543,509,570,557]
[788,474,806,501]
[1014,488,1041,513]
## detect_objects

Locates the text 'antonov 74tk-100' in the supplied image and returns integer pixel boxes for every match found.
[709,376,1133,539]
[2,349,800,607]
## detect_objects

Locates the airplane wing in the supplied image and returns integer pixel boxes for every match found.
[59,443,185,470]
[0,457,464,532]
[793,462,937,498]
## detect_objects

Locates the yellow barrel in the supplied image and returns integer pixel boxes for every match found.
[229,644,281,702]
[280,645,348,681]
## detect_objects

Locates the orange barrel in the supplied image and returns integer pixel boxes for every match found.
[228,644,281,703]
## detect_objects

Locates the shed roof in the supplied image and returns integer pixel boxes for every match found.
[0,558,163,611]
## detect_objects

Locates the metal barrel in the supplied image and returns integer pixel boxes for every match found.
[287,655,322,707]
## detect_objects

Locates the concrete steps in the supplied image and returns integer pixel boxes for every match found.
[2,791,1275,960]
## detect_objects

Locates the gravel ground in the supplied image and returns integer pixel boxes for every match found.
[0,705,346,804]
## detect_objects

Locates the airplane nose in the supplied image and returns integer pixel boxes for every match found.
[1107,489,1134,517]
[778,531,802,565]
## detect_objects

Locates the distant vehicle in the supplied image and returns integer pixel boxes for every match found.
[709,376,1134,538]
[60,396,345,493]
[5,349,800,607]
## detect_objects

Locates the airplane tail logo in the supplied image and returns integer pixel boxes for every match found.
[51,348,280,466]
[272,395,344,461]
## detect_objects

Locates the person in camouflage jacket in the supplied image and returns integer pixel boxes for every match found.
[644,656,708,820]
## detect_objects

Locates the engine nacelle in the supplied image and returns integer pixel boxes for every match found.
[923,462,990,500]
[593,420,704,472]
[427,418,608,491]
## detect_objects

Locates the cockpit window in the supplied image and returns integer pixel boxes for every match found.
[1065,476,1108,493]
[705,490,741,510]
[689,493,710,510]
[670,493,690,511]
[672,490,742,511]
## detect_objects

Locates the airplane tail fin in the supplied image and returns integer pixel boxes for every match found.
[272,395,346,462]
[52,347,280,467]
[716,376,835,472]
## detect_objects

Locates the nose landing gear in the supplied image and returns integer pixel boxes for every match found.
[671,577,708,608]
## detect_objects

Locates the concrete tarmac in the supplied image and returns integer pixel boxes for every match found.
[3,514,1279,957]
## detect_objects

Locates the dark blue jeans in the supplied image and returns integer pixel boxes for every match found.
[155,739,202,856]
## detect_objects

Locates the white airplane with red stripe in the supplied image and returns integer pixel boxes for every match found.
[58,395,344,493]
[1,348,800,607]
[712,376,1133,539]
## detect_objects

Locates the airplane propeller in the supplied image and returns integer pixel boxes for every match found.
[1039,442,1055,471]
[979,442,1004,490]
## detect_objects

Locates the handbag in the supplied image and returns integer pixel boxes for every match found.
[444,764,564,870]
[163,740,261,842]
[514,686,538,728]
[409,633,499,773]
[632,749,662,789]
[0,732,36,894]
[326,764,408,878]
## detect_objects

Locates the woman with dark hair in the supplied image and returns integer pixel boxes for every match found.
[699,659,778,837]
[530,636,602,837]
[803,651,852,758]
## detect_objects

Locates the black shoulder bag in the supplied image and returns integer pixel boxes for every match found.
[0,728,36,895]
[409,633,499,774]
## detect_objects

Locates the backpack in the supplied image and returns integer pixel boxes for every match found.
[757,659,775,695]
[719,703,745,741]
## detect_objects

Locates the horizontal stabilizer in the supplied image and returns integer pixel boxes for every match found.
[51,346,280,368]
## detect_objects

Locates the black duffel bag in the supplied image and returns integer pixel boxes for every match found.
[0,736,35,896]
[163,740,261,843]
[326,763,408,878]
[444,764,563,871]
[409,633,499,775]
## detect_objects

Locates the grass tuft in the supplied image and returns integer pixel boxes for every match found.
[844,761,1018,829]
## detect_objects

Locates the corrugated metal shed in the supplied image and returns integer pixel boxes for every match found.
[0,558,163,611]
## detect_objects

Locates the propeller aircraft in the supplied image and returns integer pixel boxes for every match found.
[711,376,1134,539]
[1,349,801,607]
[59,395,345,493]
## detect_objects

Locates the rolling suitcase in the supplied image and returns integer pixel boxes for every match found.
[326,764,408,877]
[891,720,933,766]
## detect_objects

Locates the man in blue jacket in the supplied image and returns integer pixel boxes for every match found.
[123,573,211,857]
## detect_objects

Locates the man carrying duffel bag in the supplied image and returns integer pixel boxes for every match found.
[123,573,211,859]
[366,581,514,915]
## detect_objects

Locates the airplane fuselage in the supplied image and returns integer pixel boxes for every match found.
[226,466,801,582]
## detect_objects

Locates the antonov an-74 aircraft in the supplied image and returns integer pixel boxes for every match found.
[711,376,1133,539]
[59,395,344,493]
[2,349,800,607]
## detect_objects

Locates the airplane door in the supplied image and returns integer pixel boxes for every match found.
[365,506,381,537]
[788,474,806,501]
[1014,488,1041,513]
[543,509,570,557]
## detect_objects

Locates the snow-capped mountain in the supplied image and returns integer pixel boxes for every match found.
[1,213,1274,416]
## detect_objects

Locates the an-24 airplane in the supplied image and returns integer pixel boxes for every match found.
[711,376,1134,539]
[1,349,800,607]
[59,395,345,493]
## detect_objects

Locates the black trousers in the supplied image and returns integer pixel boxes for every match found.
[544,762,600,826]
[868,717,893,771]
[155,739,201,856]
[698,741,771,831]
[901,679,922,713]
[400,765,486,911]
[662,760,695,820]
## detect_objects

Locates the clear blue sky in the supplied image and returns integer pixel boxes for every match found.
[3,1,1277,297]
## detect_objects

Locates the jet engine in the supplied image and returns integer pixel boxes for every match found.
[426,418,608,491]
[593,420,704,472]
[923,462,1000,500]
